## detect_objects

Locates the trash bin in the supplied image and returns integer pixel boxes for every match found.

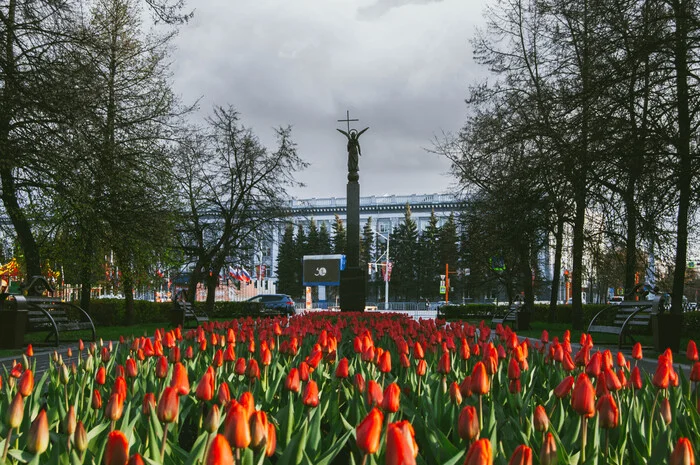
[0,298,27,349]
[170,303,185,327]
[516,311,531,331]
[652,312,682,353]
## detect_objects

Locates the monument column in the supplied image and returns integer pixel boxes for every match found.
[337,111,367,312]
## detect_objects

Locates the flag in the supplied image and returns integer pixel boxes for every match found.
[240,267,252,283]
[228,266,242,281]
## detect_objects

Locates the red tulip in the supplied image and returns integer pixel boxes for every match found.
[141,392,156,416]
[6,393,24,428]
[125,359,138,378]
[508,445,532,465]
[670,437,695,465]
[554,376,574,398]
[687,340,699,362]
[464,438,493,465]
[571,373,595,418]
[170,362,190,395]
[302,380,319,408]
[596,394,619,429]
[616,351,626,368]
[285,368,300,393]
[265,421,277,457]
[438,351,451,374]
[470,362,490,395]
[691,362,700,383]
[205,434,234,465]
[450,381,463,405]
[460,376,473,398]
[458,405,480,441]
[92,389,103,409]
[382,383,401,413]
[196,367,216,401]
[224,403,251,449]
[378,350,392,373]
[127,454,145,465]
[335,357,350,378]
[239,391,255,419]
[386,421,418,465]
[18,369,34,397]
[155,356,168,379]
[540,432,557,465]
[356,408,383,455]
[26,344,34,357]
[354,373,366,393]
[533,405,549,432]
[299,361,310,381]
[632,342,643,360]
[604,368,622,392]
[508,358,521,380]
[157,386,179,423]
[103,430,129,465]
[660,398,672,425]
[413,342,424,359]
[416,359,427,376]
[367,380,383,408]
[585,352,602,378]
[246,359,260,380]
[653,355,671,389]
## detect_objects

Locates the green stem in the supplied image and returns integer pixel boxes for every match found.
[160,425,169,462]
[2,427,12,462]
[479,394,483,431]
[361,453,368,465]
[580,416,587,464]
[648,390,660,452]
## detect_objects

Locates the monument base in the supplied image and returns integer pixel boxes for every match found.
[339,267,366,312]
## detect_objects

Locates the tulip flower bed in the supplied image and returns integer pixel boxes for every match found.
[1,312,699,465]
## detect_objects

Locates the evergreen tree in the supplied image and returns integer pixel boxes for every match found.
[318,222,332,254]
[276,224,297,295]
[418,211,441,300]
[307,218,320,255]
[439,213,460,301]
[392,204,419,300]
[361,217,375,298]
[332,215,346,255]
[293,224,307,296]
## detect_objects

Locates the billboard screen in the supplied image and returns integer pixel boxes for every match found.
[303,255,345,286]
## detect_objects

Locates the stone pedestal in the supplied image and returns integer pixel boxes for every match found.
[340,179,366,312]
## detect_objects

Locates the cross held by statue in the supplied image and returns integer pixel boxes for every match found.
[337,110,359,133]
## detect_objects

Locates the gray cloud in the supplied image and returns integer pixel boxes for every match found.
[171,0,487,198]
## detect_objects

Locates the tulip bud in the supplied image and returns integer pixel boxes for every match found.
[157,386,179,423]
[554,376,574,399]
[458,405,480,441]
[354,373,366,393]
[416,359,427,377]
[470,362,490,395]
[596,394,619,429]
[464,438,492,465]
[204,404,220,434]
[27,410,49,455]
[367,380,383,408]
[170,362,190,395]
[382,383,401,413]
[75,421,88,453]
[509,445,533,465]
[206,435,234,465]
[540,432,558,465]
[63,405,77,436]
[533,405,549,432]
[95,366,106,385]
[6,393,24,429]
[105,393,124,421]
[217,382,231,405]
[239,391,255,420]
[669,437,695,465]
[284,368,300,393]
[196,368,215,402]
[687,340,698,362]
[265,421,277,457]
[449,381,463,405]
[356,408,383,455]
[249,410,269,450]
[386,421,418,465]
[571,373,595,418]
[18,369,34,397]
[92,389,102,409]
[335,357,350,378]
[660,397,672,426]
[127,454,145,465]
[104,430,129,465]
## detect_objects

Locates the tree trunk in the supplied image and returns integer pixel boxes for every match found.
[571,180,586,330]
[205,270,219,314]
[549,214,565,322]
[123,272,135,325]
[671,0,691,315]
[623,177,639,294]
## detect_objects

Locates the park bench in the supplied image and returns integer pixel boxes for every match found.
[491,296,530,330]
[11,276,96,346]
[174,299,209,327]
[586,296,662,348]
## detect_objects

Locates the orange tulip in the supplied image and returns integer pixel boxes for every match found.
[632,342,643,360]
[92,389,103,409]
[205,434,234,465]
[450,381,463,405]
[63,405,77,436]
[170,362,190,395]
[571,373,595,418]
[354,373,366,393]
[533,405,549,432]
[265,422,277,457]
[249,410,269,450]
[105,393,125,422]
[669,437,695,465]
[464,438,493,465]
[335,357,350,378]
[458,405,480,441]
[75,421,88,453]
[356,408,383,455]
[127,454,145,465]
[302,380,319,408]
[470,362,490,395]
[125,359,138,378]
[653,355,671,389]
[596,394,619,429]
[204,405,221,434]
[382,383,401,413]
[438,351,451,374]
[103,430,129,465]
[378,350,392,373]
[196,367,216,401]
[224,403,251,449]
[416,359,427,376]
[508,445,532,465]
[413,342,425,359]
[155,356,168,379]
[18,369,34,397]
[26,344,33,357]
[239,391,255,419]
[540,432,557,465]
[299,361,310,382]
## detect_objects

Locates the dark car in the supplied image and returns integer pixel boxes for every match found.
[246,294,296,316]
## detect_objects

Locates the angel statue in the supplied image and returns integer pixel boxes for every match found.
[337,127,369,178]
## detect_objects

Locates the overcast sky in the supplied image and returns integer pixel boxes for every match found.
[170,0,488,199]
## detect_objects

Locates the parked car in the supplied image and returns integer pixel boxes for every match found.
[246,294,295,316]
[608,296,624,305]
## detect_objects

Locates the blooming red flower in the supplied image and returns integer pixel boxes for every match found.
[125,359,137,378]
[687,340,699,362]
[386,421,418,464]
[458,405,480,441]
[629,366,643,390]
[356,408,383,455]
[157,386,179,423]
[382,383,401,413]
[367,380,383,408]
[285,368,300,393]
[246,359,260,380]
[155,356,168,379]
[196,367,216,401]
[632,342,643,360]
[470,362,490,395]
[596,394,619,429]
[18,369,34,397]
[669,437,695,465]
[249,410,268,450]
[170,362,190,395]
[438,351,451,374]
[554,376,574,398]
[224,403,251,449]
[653,355,671,389]
[378,350,392,373]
